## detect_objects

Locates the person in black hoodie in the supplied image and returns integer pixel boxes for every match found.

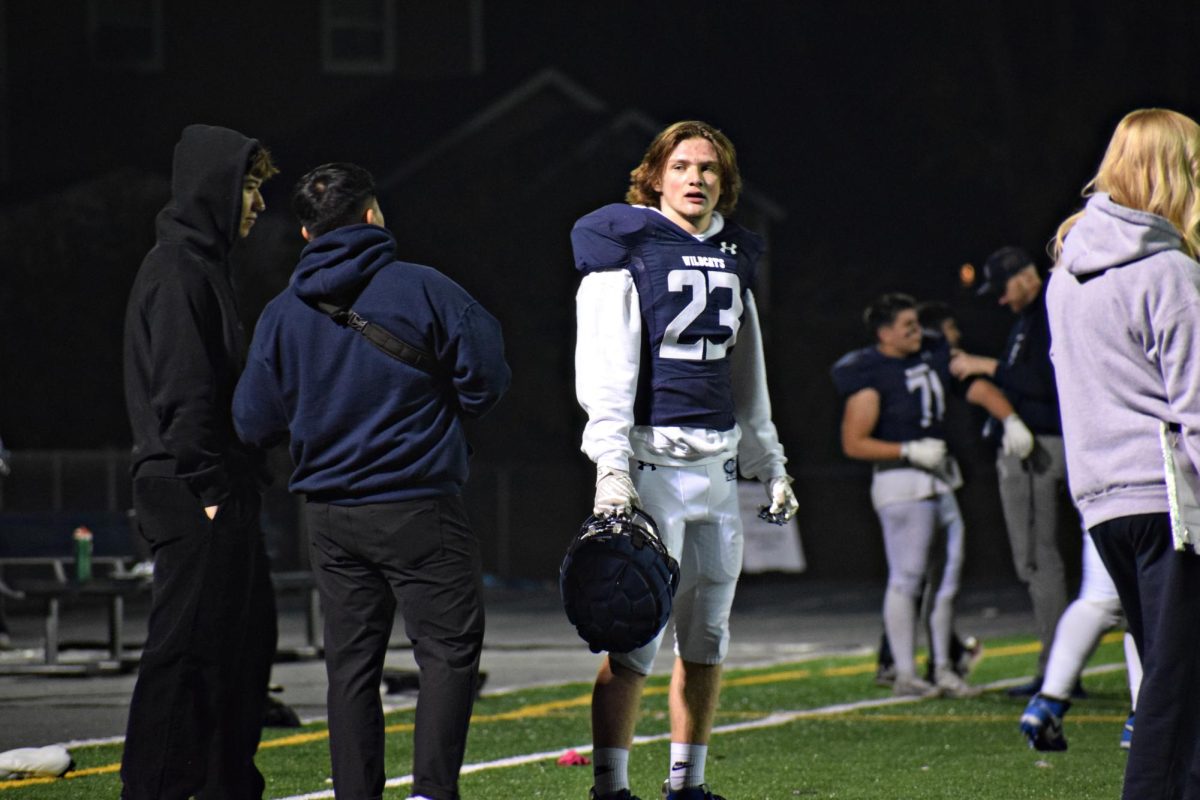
[233,163,510,800]
[122,124,279,800]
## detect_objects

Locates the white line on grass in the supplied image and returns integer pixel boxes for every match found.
[273,665,1129,800]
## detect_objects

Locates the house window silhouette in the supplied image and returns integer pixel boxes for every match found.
[321,0,396,75]
[87,0,163,72]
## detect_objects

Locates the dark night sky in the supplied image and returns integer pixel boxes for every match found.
[3,1,1199,577]
[6,1,1200,455]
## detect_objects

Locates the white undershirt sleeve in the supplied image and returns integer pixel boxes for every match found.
[731,290,788,482]
[575,270,641,473]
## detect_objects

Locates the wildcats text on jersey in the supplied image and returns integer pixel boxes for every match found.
[681,255,728,269]
[571,204,766,430]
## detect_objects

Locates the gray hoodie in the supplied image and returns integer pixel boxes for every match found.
[1046,192,1200,529]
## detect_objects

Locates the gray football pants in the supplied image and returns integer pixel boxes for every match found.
[996,434,1070,676]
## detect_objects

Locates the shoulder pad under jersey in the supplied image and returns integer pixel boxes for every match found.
[830,347,883,398]
[716,220,766,266]
[571,204,651,273]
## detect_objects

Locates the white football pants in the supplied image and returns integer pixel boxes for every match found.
[611,458,743,675]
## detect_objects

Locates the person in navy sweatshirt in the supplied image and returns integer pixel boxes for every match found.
[233,162,510,800]
[122,124,279,800]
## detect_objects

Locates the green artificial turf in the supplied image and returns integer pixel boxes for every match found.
[0,634,1131,799]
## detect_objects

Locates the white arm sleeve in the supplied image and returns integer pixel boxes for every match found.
[575,270,641,472]
[731,290,788,482]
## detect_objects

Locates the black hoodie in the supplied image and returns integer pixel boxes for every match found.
[122,124,261,506]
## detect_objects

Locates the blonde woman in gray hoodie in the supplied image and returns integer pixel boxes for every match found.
[1046,107,1200,800]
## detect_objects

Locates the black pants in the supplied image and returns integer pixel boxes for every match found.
[121,477,277,800]
[1091,513,1200,800]
[307,495,484,800]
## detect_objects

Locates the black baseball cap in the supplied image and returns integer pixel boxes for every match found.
[976,246,1036,297]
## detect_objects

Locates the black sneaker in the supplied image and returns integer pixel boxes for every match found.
[661,780,727,799]
[591,789,643,800]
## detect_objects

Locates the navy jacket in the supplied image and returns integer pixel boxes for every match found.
[233,224,510,504]
[992,288,1061,436]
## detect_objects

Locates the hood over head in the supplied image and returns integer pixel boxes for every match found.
[1060,192,1183,278]
[291,223,396,302]
[155,124,261,259]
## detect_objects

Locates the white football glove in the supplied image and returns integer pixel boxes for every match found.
[593,466,639,517]
[900,438,947,470]
[760,475,799,524]
[1001,414,1035,460]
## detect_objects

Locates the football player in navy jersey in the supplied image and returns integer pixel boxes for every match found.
[832,293,1033,698]
[571,120,797,800]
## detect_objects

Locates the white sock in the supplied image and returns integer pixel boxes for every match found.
[593,747,630,795]
[883,587,918,681]
[1040,599,1114,698]
[927,590,954,669]
[1124,632,1142,710]
[668,742,708,790]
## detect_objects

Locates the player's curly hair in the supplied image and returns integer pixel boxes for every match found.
[1054,108,1200,260]
[626,120,742,215]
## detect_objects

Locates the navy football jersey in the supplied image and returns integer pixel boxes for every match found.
[830,339,953,443]
[571,204,764,431]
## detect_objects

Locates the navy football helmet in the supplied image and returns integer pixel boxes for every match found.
[560,508,680,654]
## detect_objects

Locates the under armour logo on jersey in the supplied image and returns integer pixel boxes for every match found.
[637,460,657,471]
[719,241,737,255]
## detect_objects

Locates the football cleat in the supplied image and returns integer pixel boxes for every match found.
[590,789,643,800]
[561,508,680,654]
[934,665,981,698]
[661,780,727,800]
[1019,694,1070,752]
[892,676,942,699]
[874,663,896,688]
[1120,711,1135,750]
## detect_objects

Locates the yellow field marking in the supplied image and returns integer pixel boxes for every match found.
[724,668,811,686]
[0,763,121,790]
[0,638,1128,793]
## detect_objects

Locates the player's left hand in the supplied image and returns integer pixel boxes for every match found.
[1002,414,1035,460]
[949,352,991,380]
[760,475,798,524]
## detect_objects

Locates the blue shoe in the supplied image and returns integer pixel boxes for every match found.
[1006,676,1043,697]
[1019,694,1070,752]
[661,780,726,799]
[1120,711,1134,750]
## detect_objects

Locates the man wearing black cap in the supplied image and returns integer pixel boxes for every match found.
[950,246,1072,697]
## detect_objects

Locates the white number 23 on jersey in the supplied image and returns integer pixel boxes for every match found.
[660,269,743,361]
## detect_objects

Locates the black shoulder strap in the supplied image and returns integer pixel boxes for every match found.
[313,299,441,377]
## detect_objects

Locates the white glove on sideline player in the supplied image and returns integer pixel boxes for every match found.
[1001,414,1035,460]
[593,466,639,517]
[900,438,947,470]
[764,475,799,523]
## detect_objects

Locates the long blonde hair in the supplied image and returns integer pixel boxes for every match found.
[1054,108,1200,259]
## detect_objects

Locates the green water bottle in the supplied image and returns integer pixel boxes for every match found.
[73,526,93,583]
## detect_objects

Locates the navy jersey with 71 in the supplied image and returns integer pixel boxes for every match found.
[830,339,953,443]
[571,204,763,431]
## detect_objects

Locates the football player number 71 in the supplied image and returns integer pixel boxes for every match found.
[660,269,743,361]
